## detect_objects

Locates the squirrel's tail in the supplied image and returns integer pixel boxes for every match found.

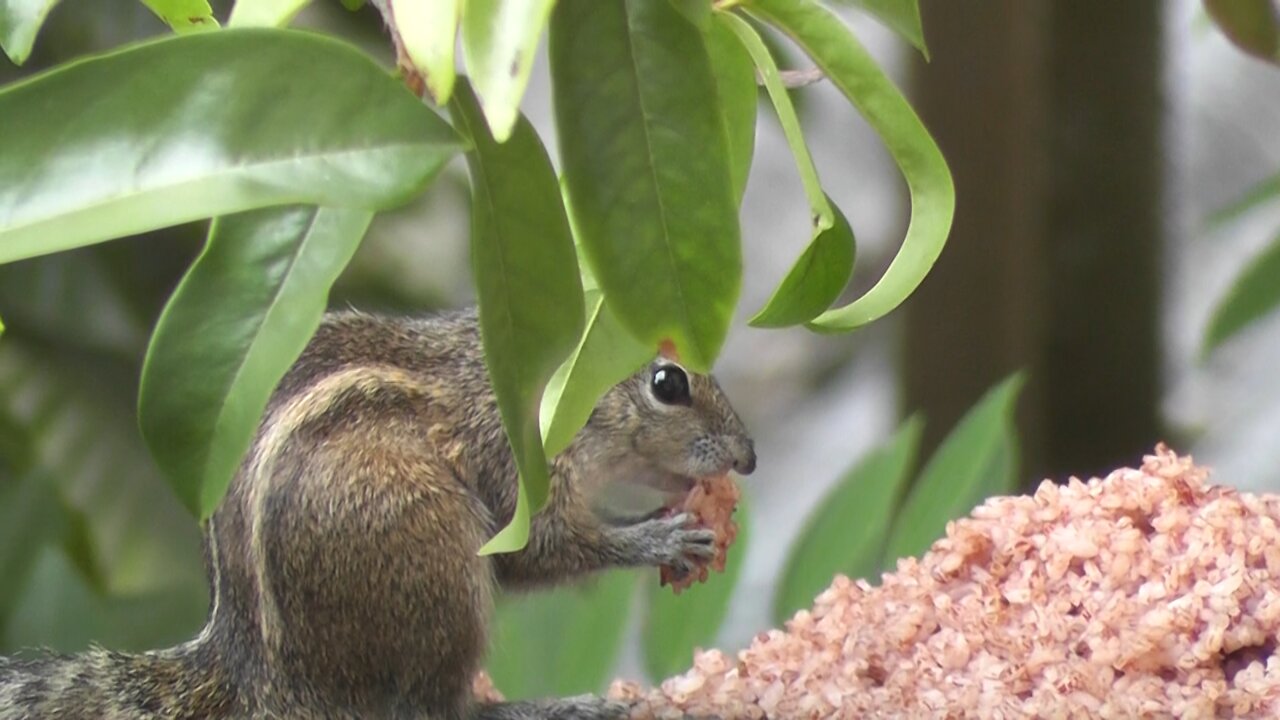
[0,637,235,720]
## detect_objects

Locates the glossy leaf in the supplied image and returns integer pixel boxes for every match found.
[139,206,372,518]
[1203,232,1280,355]
[883,373,1025,563]
[751,200,855,327]
[841,0,927,58]
[391,0,462,104]
[451,80,585,554]
[774,416,921,624]
[706,14,758,205]
[228,0,311,27]
[0,29,462,265]
[462,0,555,141]
[746,0,954,333]
[0,0,61,64]
[139,0,220,32]
[488,570,636,697]
[551,0,741,372]
[1205,0,1280,64]
[540,289,651,458]
[1207,171,1280,227]
[643,492,751,681]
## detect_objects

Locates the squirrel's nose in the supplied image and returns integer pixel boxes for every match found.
[734,441,757,475]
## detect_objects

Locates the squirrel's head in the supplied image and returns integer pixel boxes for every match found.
[585,359,756,493]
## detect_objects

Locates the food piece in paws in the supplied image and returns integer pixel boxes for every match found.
[659,473,740,594]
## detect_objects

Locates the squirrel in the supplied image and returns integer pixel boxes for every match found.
[0,307,756,719]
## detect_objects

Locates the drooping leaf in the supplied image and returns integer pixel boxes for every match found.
[488,570,637,698]
[883,373,1025,564]
[1207,171,1280,227]
[1203,232,1280,356]
[839,0,927,58]
[0,29,462,265]
[551,0,741,372]
[745,0,954,333]
[751,199,855,327]
[450,80,585,554]
[388,0,462,104]
[139,206,372,518]
[0,0,62,64]
[138,0,220,32]
[1205,0,1280,64]
[228,0,312,27]
[462,0,556,141]
[540,289,651,458]
[773,415,921,624]
[705,13,758,206]
[643,492,751,681]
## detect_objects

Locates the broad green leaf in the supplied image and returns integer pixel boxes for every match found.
[1205,0,1280,64]
[339,0,365,8]
[450,80,585,554]
[883,372,1025,564]
[773,415,921,624]
[488,570,636,697]
[668,0,710,29]
[1203,231,1280,355]
[706,14,758,205]
[391,0,462,104]
[643,492,751,681]
[139,0,220,32]
[751,199,855,327]
[841,0,927,58]
[1207,171,1280,227]
[228,0,311,27]
[0,0,61,64]
[551,0,741,372]
[139,206,372,518]
[0,29,462,265]
[462,0,555,141]
[540,289,651,457]
[746,0,954,333]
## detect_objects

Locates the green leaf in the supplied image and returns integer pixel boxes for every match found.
[706,13,758,206]
[0,471,61,625]
[391,0,462,104]
[540,290,651,458]
[0,28,462,265]
[841,0,927,58]
[339,0,365,9]
[488,570,636,698]
[1,0,62,64]
[751,199,855,327]
[643,492,750,681]
[450,80,585,554]
[139,206,371,518]
[1205,0,1280,64]
[462,0,556,142]
[551,0,741,373]
[1207,171,1280,227]
[883,373,1025,564]
[773,416,921,624]
[139,0,220,32]
[746,0,954,333]
[1203,231,1280,356]
[228,0,311,27]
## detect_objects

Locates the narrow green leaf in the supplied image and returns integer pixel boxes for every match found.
[1205,0,1280,64]
[540,290,651,458]
[228,0,311,27]
[773,416,921,624]
[551,0,741,372]
[488,570,636,697]
[450,80,585,554]
[1,0,62,64]
[0,471,62,625]
[1203,231,1280,356]
[643,492,750,681]
[391,0,462,104]
[0,29,462,265]
[462,0,555,142]
[1207,171,1280,227]
[750,198,855,327]
[883,373,1025,564]
[705,14,758,205]
[139,206,371,518]
[746,0,954,333]
[139,0,220,32]
[840,0,927,58]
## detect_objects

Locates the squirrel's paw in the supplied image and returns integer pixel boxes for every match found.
[632,512,715,576]
[542,695,630,719]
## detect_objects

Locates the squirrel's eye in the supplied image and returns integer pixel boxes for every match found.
[651,364,691,406]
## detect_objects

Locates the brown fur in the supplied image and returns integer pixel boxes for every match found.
[0,308,754,719]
